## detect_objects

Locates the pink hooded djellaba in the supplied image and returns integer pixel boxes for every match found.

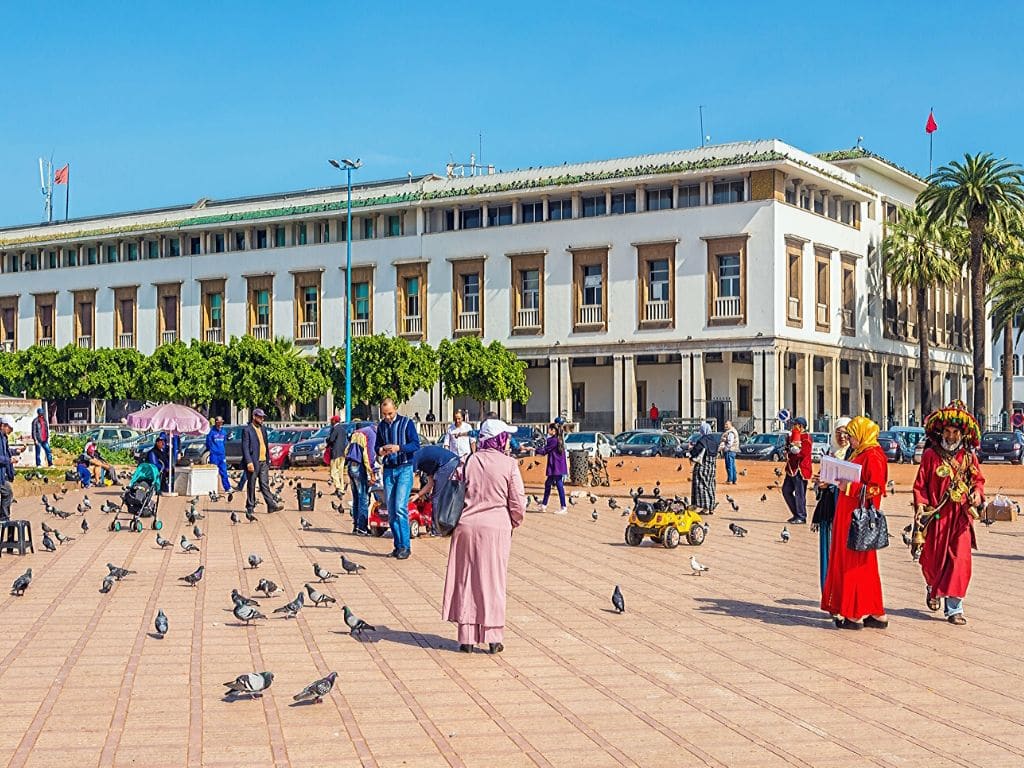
[441,447,526,646]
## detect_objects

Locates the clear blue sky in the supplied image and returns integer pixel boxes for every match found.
[2,1,1022,227]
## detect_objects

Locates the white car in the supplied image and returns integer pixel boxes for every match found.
[564,431,616,459]
[811,432,829,463]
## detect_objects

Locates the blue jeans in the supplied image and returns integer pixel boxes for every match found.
[944,596,964,617]
[347,462,370,532]
[212,456,231,492]
[383,463,413,553]
[724,451,737,484]
[542,475,566,508]
[35,441,53,467]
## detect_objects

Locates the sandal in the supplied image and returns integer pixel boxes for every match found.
[947,614,967,626]
[926,596,940,612]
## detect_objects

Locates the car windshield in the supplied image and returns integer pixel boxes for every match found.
[565,433,595,444]
[748,434,777,445]
[625,434,659,445]
[878,432,898,441]
[269,430,303,443]
[311,427,330,439]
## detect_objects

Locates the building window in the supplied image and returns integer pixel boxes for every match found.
[255,290,270,327]
[303,286,318,323]
[638,244,675,327]
[678,184,701,208]
[572,248,608,331]
[114,288,136,347]
[127,243,139,261]
[453,260,484,335]
[350,267,374,337]
[297,223,307,245]
[786,241,803,324]
[87,247,98,265]
[201,280,225,343]
[405,278,419,318]
[522,270,540,311]
[649,259,670,302]
[74,292,95,347]
[842,261,856,335]
[611,192,636,214]
[255,229,268,249]
[1000,354,1021,377]
[36,298,54,344]
[0,300,16,349]
[235,232,246,251]
[362,218,375,239]
[274,227,286,247]
[66,247,78,267]
[388,215,402,236]
[47,251,57,269]
[548,199,572,221]
[397,263,427,339]
[713,180,745,204]
[646,188,673,211]
[210,293,223,328]
[706,236,747,326]
[737,379,753,417]
[168,238,181,257]
[460,208,482,229]
[246,276,273,340]
[815,249,831,330]
[28,252,38,270]
[462,273,480,314]
[582,265,602,307]
[719,255,740,297]
[521,201,544,223]
[510,253,544,333]
[214,234,225,253]
[320,221,331,243]
[486,205,512,227]
[582,195,606,218]
[157,285,180,343]
[147,241,160,259]
[354,283,370,323]
[294,273,321,342]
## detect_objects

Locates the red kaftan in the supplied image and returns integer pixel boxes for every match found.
[820,445,887,619]
[912,447,984,599]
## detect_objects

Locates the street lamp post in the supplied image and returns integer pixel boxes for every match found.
[328,158,362,422]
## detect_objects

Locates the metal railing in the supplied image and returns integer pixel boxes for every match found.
[205,327,223,343]
[644,300,671,322]
[787,296,800,321]
[251,324,270,340]
[516,308,540,328]
[403,315,423,335]
[577,304,603,325]
[351,318,370,337]
[457,311,480,332]
[714,296,742,319]
[161,330,178,344]
[815,303,829,326]
[77,335,92,349]
[298,321,318,340]
[117,333,134,349]
[38,337,54,347]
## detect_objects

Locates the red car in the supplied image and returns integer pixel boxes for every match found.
[367,486,434,539]
[267,428,317,468]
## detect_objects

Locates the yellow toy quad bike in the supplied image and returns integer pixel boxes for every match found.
[624,494,705,548]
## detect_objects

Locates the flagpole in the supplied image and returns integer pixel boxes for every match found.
[65,164,70,221]
[928,106,934,175]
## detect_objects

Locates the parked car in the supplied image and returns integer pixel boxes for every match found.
[616,430,685,458]
[78,427,146,448]
[684,431,724,458]
[978,430,1024,464]
[888,426,925,463]
[267,428,317,468]
[737,432,788,461]
[180,425,245,467]
[613,430,646,446]
[811,432,829,463]
[876,431,903,463]
[914,437,926,464]
[289,422,369,467]
[564,431,616,459]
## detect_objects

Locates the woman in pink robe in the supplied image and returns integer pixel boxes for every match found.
[442,419,526,654]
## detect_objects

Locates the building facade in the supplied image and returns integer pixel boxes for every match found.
[0,140,989,431]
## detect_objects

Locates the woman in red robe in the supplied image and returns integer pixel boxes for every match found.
[912,401,984,626]
[820,416,888,630]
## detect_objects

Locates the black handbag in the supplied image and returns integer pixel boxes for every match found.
[847,486,889,551]
[435,455,476,536]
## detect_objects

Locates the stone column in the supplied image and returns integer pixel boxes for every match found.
[541,196,549,222]
[612,354,625,433]
[452,207,461,231]
[548,357,560,422]
[896,364,908,426]
[880,360,890,428]
[692,352,706,419]
[415,207,425,235]
[635,185,646,213]
[571,192,581,220]
[823,355,839,426]
[795,353,812,423]
[511,200,520,225]
[481,203,489,228]
[559,356,573,424]
[680,353,694,418]
[623,355,637,430]
[849,357,864,417]
[604,189,612,215]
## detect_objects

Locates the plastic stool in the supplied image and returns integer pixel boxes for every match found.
[0,520,34,556]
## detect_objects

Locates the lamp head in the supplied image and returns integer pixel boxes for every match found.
[328,159,341,169]
[342,158,362,169]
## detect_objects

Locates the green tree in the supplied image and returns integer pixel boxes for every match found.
[920,153,1024,425]
[882,206,962,417]
[90,348,145,400]
[987,242,1024,423]
[438,337,530,417]
[0,351,21,395]
[139,340,230,406]
[223,336,326,417]
[350,335,438,407]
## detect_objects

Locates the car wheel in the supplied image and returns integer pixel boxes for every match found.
[687,524,706,546]
[663,527,680,549]
[409,520,420,539]
[624,525,644,546]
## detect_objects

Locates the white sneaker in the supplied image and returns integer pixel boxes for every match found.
[554,507,568,515]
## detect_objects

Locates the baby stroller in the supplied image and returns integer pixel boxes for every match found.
[111,463,163,532]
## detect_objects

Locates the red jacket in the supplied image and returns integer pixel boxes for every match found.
[785,427,813,479]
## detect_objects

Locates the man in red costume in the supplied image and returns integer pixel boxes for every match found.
[912,401,985,626]
[782,416,813,524]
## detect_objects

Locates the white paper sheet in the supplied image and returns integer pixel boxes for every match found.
[819,455,862,485]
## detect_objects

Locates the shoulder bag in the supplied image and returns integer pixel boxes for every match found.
[847,485,889,551]
[435,454,478,536]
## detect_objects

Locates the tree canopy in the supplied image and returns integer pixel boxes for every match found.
[439,337,530,413]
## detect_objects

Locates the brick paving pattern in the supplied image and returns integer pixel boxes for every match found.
[1,460,1023,767]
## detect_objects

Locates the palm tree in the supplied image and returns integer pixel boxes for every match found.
[882,206,961,418]
[919,153,1024,426]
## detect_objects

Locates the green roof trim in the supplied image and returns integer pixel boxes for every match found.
[0,148,874,249]
[815,147,926,183]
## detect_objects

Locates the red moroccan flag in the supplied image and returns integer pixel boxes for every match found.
[925,111,938,134]
[54,164,69,185]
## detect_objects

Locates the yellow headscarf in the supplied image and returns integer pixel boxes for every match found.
[846,416,880,458]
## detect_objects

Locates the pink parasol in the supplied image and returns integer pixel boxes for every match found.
[127,403,210,496]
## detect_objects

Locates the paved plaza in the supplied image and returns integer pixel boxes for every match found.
[1,460,1023,767]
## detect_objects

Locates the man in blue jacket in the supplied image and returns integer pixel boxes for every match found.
[376,398,420,560]
[0,417,16,521]
[242,408,283,515]
[205,416,231,492]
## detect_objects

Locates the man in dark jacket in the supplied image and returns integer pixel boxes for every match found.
[242,408,283,515]
[376,398,420,560]
[0,417,16,521]
[32,408,52,467]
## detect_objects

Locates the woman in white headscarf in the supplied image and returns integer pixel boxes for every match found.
[811,417,851,595]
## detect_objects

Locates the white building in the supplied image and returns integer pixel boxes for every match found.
[0,140,989,431]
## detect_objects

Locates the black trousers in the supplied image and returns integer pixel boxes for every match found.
[782,474,807,522]
[245,461,276,512]
[0,479,12,521]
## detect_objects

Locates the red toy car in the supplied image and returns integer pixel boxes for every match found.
[367,486,434,539]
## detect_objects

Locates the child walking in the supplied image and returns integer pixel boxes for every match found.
[537,423,568,514]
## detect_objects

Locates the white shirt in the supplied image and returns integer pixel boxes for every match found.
[445,422,473,457]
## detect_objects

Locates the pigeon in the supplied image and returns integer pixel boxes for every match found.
[192,525,204,539]
[633,466,640,472]
[82,495,92,510]
[53,529,73,544]
[274,592,304,619]
[256,578,282,597]
[340,555,364,575]
[230,511,240,525]
[313,563,336,582]
[901,525,913,547]
[611,585,625,613]
[774,467,783,478]
[608,499,619,510]
[180,535,200,553]
[179,565,205,587]
[231,589,259,607]
[568,496,577,506]
[690,556,709,575]
[587,493,598,505]
[330,499,343,512]
[99,575,115,594]
[156,533,173,548]
[305,583,337,607]
[42,532,57,551]
[227,492,234,503]
[41,521,54,533]
[245,510,257,523]
[80,518,89,534]
[676,464,683,472]
[108,563,136,580]
[760,494,768,503]
[223,672,274,698]
[886,479,896,494]
[343,605,375,636]
[11,568,32,596]
[781,526,790,543]
[155,609,168,637]
[728,523,747,538]
[591,509,599,522]
[293,672,337,704]
[615,460,624,468]
[300,517,313,531]
[248,553,262,569]
[740,468,747,476]
[729,499,739,512]
[233,601,267,625]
